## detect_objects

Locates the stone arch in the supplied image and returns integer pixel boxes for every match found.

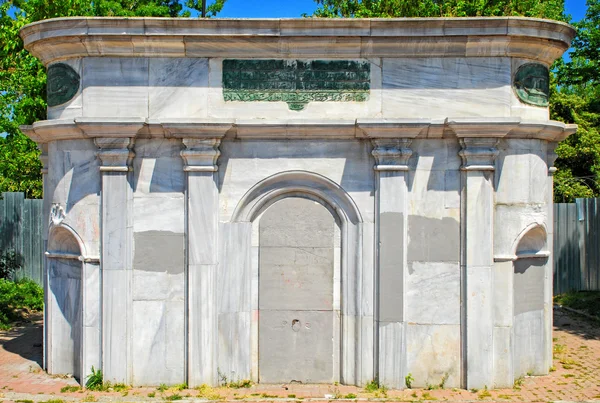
[46,223,84,381]
[227,170,368,386]
[511,223,549,259]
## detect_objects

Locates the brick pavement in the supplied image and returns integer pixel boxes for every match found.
[1,308,599,402]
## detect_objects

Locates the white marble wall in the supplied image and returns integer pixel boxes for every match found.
[44,56,551,121]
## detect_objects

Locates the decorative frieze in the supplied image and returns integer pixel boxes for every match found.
[223,59,370,111]
[371,139,413,171]
[181,138,221,172]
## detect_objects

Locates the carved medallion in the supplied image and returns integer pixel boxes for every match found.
[222,59,370,111]
[513,63,549,107]
[47,63,80,107]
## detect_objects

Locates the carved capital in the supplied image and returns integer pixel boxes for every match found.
[181,138,221,172]
[547,142,559,175]
[94,137,135,172]
[459,138,499,171]
[37,143,49,175]
[371,139,413,171]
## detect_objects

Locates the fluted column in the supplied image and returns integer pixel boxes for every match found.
[459,138,499,389]
[96,137,135,384]
[372,138,412,388]
[182,138,221,387]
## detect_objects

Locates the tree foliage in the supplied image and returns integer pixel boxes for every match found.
[313,0,566,20]
[0,0,226,199]
[552,0,600,202]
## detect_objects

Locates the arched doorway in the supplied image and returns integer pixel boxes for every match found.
[257,197,340,383]
[46,225,83,381]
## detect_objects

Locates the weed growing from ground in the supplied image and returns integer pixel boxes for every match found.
[405,373,414,388]
[59,386,80,393]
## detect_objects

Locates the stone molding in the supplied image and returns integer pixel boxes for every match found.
[371,139,413,171]
[547,142,559,174]
[20,118,578,143]
[20,17,575,66]
[181,138,221,172]
[95,137,135,172]
[37,143,49,175]
[459,138,500,171]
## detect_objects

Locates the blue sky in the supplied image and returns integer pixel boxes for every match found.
[218,0,588,21]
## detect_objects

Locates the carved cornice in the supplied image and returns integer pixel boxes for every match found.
[459,138,499,171]
[20,17,575,66]
[95,137,135,172]
[181,138,221,172]
[19,118,578,142]
[371,139,413,171]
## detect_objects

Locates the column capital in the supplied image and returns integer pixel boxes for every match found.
[371,138,413,172]
[37,143,49,175]
[181,138,221,172]
[95,137,135,172]
[459,138,499,171]
[547,142,559,175]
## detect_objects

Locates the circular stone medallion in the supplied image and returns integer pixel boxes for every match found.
[47,63,80,107]
[513,63,549,107]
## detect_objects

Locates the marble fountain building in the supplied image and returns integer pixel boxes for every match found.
[20,17,577,389]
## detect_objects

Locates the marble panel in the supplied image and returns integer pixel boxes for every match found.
[218,312,251,382]
[82,57,149,117]
[496,139,547,205]
[102,172,130,271]
[218,222,251,314]
[378,321,406,389]
[102,269,129,383]
[360,222,375,317]
[189,172,219,265]
[407,215,460,263]
[494,204,547,259]
[493,261,513,327]
[189,264,218,386]
[82,325,101,383]
[83,263,100,327]
[133,157,185,195]
[465,172,493,267]
[133,231,184,274]
[133,196,184,234]
[513,310,545,377]
[133,270,184,301]
[218,140,374,223]
[149,58,209,119]
[382,58,512,118]
[493,326,513,388]
[466,264,493,389]
[207,58,383,120]
[406,324,461,388]
[132,300,185,385]
[406,262,460,325]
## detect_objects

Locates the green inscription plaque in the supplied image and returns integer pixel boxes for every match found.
[513,63,549,107]
[223,60,370,111]
[47,63,80,107]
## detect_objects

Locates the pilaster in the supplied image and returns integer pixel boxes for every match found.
[459,137,499,389]
[372,138,412,388]
[183,138,221,387]
[96,137,135,384]
[37,142,50,371]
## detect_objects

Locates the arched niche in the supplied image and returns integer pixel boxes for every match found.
[222,170,369,386]
[512,223,550,378]
[46,224,84,381]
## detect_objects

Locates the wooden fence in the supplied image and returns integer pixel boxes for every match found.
[0,192,43,285]
[554,198,600,294]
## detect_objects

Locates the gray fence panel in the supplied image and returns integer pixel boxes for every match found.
[554,203,581,294]
[0,192,44,285]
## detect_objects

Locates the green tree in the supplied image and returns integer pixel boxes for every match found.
[312,0,566,20]
[0,0,226,199]
[552,0,600,202]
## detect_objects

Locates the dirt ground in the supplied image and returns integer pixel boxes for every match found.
[1,308,599,402]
